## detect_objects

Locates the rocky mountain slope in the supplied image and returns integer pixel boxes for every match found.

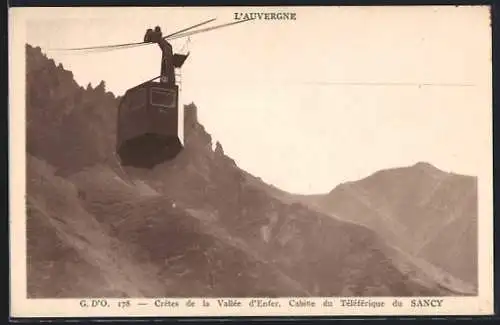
[25,44,471,298]
[292,163,478,290]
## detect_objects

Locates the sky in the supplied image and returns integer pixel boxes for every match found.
[16,6,492,194]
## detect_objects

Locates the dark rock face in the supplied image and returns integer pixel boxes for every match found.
[26,45,118,176]
[25,44,459,298]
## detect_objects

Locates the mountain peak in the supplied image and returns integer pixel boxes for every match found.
[413,161,440,171]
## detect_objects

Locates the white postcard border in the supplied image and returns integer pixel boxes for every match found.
[9,6,494,318]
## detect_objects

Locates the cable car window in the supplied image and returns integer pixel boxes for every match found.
[150,88,176,108]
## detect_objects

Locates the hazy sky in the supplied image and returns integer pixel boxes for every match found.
[18,6,491,194]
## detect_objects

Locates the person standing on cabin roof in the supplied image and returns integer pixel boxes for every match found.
[144,26,176,85]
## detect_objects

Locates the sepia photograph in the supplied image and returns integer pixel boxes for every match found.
[9,5,493,317]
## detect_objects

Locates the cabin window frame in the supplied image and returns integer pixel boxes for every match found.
[150,87,177,110]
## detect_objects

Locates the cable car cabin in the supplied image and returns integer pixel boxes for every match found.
[116,53,189,168]
[116,81,182,168]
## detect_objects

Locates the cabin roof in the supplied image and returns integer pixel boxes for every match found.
[125,81,178,94]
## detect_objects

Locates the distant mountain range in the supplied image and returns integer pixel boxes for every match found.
[24,44,477,298]
[298,162,477,286]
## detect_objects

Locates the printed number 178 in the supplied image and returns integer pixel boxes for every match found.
[118,300,131,308]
